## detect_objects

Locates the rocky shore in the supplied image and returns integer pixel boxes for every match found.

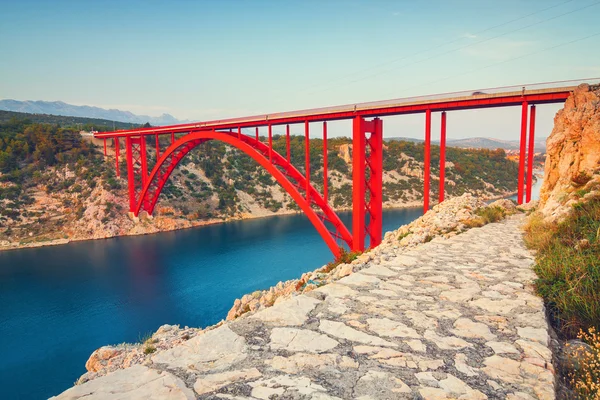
[0,190,515,253]
[55,195,552,398]
[53,193,553,399]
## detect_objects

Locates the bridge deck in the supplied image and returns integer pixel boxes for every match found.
[94,79,598,139]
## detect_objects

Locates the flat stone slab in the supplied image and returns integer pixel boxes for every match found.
[51,365,195,400]
[53,216,555,399]
[152,325,247,373]
[250,295,321,326]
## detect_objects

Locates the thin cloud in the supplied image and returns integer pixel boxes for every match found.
[461,38,537,61]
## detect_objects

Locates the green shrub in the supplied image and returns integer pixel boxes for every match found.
[475,206,506,224]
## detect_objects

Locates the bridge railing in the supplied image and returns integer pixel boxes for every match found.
[197,77,600,126]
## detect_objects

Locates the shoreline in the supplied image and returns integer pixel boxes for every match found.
[0,190,517,254]
[69,193,522,388]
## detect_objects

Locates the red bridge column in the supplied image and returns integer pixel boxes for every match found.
[286,125,291,163]
[125,137,136,212]
[140,136,148,185]
[439,111,447,203]
[526,105,536,203]
[352,116,383,251]
[367,118,383,248]
[114,138,120,178]
[155,134,160,159]
[305,121,310,203]
[423,109,431,213]
[518,101,528,205]
[323,121,328,202]
[268,124,273,162]
[352,117,366,251]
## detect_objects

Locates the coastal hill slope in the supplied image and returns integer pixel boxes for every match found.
[0,113,519,250]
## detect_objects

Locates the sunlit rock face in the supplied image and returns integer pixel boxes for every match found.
[539,83,600,220]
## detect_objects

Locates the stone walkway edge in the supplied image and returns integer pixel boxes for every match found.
[53,214,554,400]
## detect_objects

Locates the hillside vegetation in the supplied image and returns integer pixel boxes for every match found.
[0,113,519,247]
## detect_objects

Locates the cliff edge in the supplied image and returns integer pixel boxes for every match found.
[539,83,600,220]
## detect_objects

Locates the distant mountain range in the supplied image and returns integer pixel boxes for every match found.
[0,99,187,126]
[387,136,547,152]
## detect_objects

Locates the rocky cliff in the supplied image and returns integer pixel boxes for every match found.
[539,83,600,220]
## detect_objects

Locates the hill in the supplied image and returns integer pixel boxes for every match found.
[0,100,186,126]
[0,117,519,249]
[0,110,141,131]
[389,136,546,152]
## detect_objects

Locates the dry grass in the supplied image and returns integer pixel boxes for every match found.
[524,199,600,337]
[569,327,600,399]
[523,212,558,251]
[463,205,508,229]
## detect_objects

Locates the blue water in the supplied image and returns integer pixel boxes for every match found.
[0,208,423,399]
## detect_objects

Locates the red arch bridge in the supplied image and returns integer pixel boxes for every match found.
[95,79,593,258]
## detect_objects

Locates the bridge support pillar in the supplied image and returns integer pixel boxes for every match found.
[518,101,529,205]
[125,136,147,215]
[439,111,446,203]
[352,116,383,252]
[526,105,536,203]
[155,134,160,159]
[323,121,328,202]
[125,137,136,212]
[423,109,431,213]
[114,138,120,178]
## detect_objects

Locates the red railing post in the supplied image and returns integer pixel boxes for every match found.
[323,121,328,202]
[155,133,160,159]
[268,124,273,162]
[518,101,529,205]
[367,118,383,247]
[286,124,291,163]
[526,105,536,203]
[140,136,148,185]
[424,109,431,213]
[439,111,446,203]
[255,127,259,142]
[114,138,120,178]
[237,126,242,140]
[125,137,136,212]
[305,121,310,203]
[352,116,366,252]
[171,132,175,145]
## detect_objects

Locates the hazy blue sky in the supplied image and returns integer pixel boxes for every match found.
[1,0,599,139]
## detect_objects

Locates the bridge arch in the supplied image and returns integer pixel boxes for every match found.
[131,130,353,257]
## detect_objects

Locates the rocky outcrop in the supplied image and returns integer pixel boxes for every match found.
[539,83,600,220]
[337,144,352,165]
[53,214,553,400]
[225,194,514,321]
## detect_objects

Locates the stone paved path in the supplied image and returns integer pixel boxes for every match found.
[54,215,554,400]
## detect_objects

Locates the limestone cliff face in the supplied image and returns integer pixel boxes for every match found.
[539,83,600,220]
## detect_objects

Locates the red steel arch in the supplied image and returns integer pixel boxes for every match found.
[129,130,353,258]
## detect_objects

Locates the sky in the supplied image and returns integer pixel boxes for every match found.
[1,0,599,140]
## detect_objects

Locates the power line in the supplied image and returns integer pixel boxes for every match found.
[301,0,574,94]
[308,0,599,96]
[387,31,600,97]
